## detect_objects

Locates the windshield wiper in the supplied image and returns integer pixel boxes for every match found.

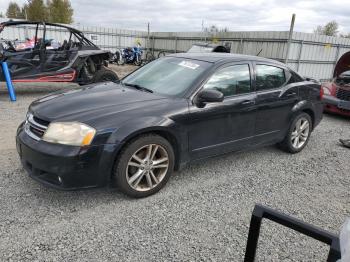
[122,82,153,93]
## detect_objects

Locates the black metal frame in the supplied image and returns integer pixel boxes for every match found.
[0,20,97,48]
[244,204,341,262]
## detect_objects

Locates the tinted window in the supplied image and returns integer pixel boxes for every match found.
[256,65,286,90]
[203,64,251,97]
[288,70,304,84]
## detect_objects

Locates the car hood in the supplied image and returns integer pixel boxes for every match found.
[334,51,350,78]
[30,82,169,124]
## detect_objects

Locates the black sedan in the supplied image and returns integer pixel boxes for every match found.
[16,53,323,198]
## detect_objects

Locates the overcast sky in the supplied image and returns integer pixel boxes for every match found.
[1,0,350,33]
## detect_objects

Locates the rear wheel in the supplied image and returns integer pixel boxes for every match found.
[134,55,142,66]
[145,51,155,62]
[157,51,167,58]
[113,134,175,198]
[278,112,312,153]
[93,67,119,83]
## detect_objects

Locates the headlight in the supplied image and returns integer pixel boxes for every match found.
[322,86,331,95]
[43,122,96,146]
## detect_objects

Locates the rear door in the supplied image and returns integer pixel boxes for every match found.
[188,62,257,159]
[253,63,300,145]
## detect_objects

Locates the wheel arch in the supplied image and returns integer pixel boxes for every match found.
[109,125,183,179]
[301,108,315,129]
[291,100,316,130]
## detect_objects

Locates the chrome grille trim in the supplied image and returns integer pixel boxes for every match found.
[24,113,48,141]
[336,87,350,102]
[28,114,48,130]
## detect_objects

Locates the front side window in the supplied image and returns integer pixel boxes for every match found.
[203,64,251,97]
[256,65,286,91]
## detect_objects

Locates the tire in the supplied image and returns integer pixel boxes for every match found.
[278,112,313,153]
[113,134,175,198]
[157,51,167,58]
[145,51,155,62]
[134,55,142,66]
[114,50,125,65]
[93,67,119,83]
[117,57,125,65]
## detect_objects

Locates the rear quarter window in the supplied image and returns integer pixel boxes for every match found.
[288,70,304,84]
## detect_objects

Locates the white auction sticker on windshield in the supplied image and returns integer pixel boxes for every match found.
[178,61,200,69]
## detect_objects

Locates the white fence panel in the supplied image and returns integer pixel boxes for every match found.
[2,18,350,80]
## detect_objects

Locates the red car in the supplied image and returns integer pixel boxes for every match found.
[322,51,350,117]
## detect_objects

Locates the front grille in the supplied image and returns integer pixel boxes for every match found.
[336,88,350,101]
[29,125,45,138]
[24,113,49,140]
[33,115,50,126]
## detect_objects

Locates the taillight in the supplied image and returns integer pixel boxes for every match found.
[320,86,324,100]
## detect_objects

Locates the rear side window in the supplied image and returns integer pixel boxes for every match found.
[288,70,304,83]
[256,65,286,91]
[203,64,251,97]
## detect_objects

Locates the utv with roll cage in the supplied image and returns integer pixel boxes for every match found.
[0,20,118,85]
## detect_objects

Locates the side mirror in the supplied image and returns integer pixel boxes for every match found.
[195,89,224,107]
[304,76,320,84]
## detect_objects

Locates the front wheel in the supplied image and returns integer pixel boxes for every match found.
[278,112,312,153]
[93,67,119,83]
[113,134,175,198]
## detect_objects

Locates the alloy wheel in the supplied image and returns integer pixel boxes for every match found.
[291,117,310,149]
[126,144,169,192]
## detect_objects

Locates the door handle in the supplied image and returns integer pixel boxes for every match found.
[241,100,255,105]
[286,92,297,97]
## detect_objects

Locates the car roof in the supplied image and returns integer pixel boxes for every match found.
[0,20,81,34]
[169,52,286,66]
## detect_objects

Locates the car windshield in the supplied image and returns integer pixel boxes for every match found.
[122,57,210,96]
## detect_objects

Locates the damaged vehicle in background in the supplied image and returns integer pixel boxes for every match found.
[322,51,350,116]
[187,42,231,53]
[0,21,118,85]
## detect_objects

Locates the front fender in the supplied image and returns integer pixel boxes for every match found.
[106,116,183,149]
[102,116,186,171]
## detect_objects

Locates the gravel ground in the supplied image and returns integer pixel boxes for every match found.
[0,66,349,261]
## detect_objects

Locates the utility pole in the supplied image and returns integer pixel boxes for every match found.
[147,22,150,52]
[285,13,296,64]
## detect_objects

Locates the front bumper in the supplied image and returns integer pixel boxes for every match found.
[16,123,120,190]
[323,95,350,116]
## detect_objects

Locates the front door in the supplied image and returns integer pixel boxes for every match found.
[188,63,257,159]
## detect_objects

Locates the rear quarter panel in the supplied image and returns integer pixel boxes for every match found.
[295,81,323,129]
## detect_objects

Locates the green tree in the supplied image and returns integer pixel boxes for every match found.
[26,0,48,21]
[47,0,73,24]
[314,21,339,36]
[6,2,25,19]
[0,12,4,18]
